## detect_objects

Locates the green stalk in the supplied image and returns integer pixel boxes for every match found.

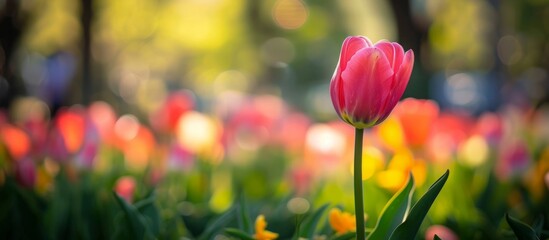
[354,128,365,240]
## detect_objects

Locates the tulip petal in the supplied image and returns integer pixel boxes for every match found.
[331,36,374,122]
[341,47,393,126]
[339,36,373,72]
[330,63,345,117]
[375,41,405,77]
[392,43,405,71]
[380,50,414,121]
[375,41,396,70]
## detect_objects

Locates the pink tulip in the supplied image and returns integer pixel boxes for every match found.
[114,176,137,203]
[330,36,414,128]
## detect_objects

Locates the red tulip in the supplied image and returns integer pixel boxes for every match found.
[114,176,136,203]
[330,36,414,128]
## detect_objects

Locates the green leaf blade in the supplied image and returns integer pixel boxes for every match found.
[236,195,253,234]
[224,228,255,240]
[367,173,415,240]
[135,191,161,237]
[112,192,154,240]
[299,204,330,239]
[389,170,450,240]
[505,213,540,240]
[198,207,236,240]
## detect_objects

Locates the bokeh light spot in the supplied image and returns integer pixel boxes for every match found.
[272,0,308,30]
[497,35,523,66]
[114,114,140,141]
[287,197,310,214]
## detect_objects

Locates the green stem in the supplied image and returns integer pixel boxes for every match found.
[354,128,365,240]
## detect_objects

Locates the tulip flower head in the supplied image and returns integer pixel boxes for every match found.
[330,36,414,128]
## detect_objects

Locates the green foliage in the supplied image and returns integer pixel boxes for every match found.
[112,192,156,240]
[298,204,330,239]
[198,206,236,240]
[236,194,253,234]
[388,170,450,240]
[368,174,414,240]
[505,213,540,240]
[224,228,255,240]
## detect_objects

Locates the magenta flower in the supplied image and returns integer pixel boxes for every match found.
[330,36,414,128]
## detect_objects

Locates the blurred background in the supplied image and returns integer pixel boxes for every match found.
[2,0,548,115]
[1,0,549,239]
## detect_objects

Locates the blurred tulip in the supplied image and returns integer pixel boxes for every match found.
[329,208,356,234]
[74,113,100,169]
[426,113,472,163]
[425,225,458,240]
[124,126,156,171]
[150,90,194,133]
[15,158,36,188]
[75,136,99,169]
[304,123,348,176]
[458,135,489,167]
[496,142,530,180]
[377,150,426,191]
[114,176,137,203]
[0,124,31,160]
[375,116,406,151]
[112,114,156,170]
[394,98,439,148]
[273,112,310,155]
[473,112,503,146]
[47,127,70,162]
[88,101,117,144]
[10,97,50,156]
[330,36,414,128]
[54,107,86,154]
[176,111,222,163]
[167,144,194,171]
[223,95,284,158]
[22,118,49,156]
[254,215,278,240]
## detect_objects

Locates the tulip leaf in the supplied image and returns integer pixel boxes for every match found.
[298,204,329,239]
[389,170,449,240]
[224,228,255,240]
[236,195,253,234]
[505,213,540,240]
[198,206,236,240]
[135,191,161,237]
[532,215,544,236]
[367,173,414,240]
[112,192,155,240]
